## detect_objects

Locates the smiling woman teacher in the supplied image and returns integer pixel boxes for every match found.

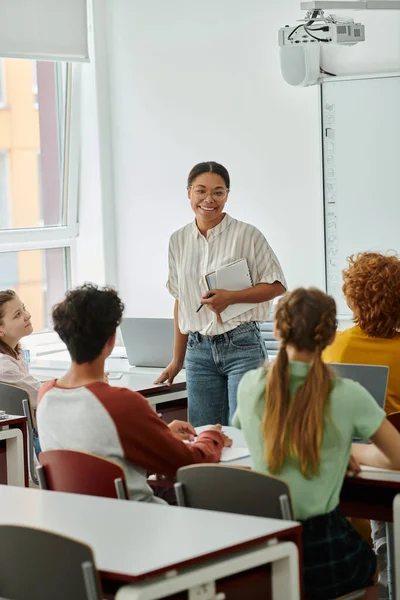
[155,162,287,426]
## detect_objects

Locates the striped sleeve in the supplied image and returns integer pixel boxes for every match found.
[253,228,287,289]
[166,233,179,299]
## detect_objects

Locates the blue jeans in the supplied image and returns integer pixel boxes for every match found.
[33,433,42,457]
[185,322,267,427]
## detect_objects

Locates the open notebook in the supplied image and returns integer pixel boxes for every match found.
[205,258,256,323]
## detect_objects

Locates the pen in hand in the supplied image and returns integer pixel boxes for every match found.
[196,292,214,313]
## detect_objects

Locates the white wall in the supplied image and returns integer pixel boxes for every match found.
[103,0,324,317]
[83,0,400,318]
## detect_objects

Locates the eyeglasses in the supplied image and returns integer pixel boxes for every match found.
[189,186,229,202]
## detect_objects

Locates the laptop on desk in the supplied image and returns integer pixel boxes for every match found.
[120,318,174,368]
[329,363,389,442]
[329,363,389,410]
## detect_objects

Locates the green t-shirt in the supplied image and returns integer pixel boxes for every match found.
[232,361,385,521]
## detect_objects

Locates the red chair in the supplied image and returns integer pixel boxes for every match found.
[38,450,128,500]
[387,411,400,432]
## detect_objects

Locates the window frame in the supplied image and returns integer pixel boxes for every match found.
[0,150,11,230]
[0,59,6,108]
[0,62,81,334]
[32,61,38,109]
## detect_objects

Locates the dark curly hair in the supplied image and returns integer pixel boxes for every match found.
[342,252,400,338]
[52,284,125,364]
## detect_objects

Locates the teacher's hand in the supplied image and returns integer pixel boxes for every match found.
[154,358,183,386]
[201,289,233,314]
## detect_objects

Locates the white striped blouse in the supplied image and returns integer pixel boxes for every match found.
[166,213,287,336]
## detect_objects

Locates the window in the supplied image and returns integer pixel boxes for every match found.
[0,152,10,229]
[0,248,69,330]
[32,61,38,108]
[0,58,79,333]
[0,59,70,230]
[37,151,44,226]
[0,59,5,107]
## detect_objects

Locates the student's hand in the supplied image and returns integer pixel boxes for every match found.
[168,420,196,441]
[154,359,184,385]
[206,424,233,447]
[200,289,234,314]
[346,453,361,477]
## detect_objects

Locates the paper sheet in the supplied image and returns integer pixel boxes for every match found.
[360,464,400,474]
[220,447,250,463]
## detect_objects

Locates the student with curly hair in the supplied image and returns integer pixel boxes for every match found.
[324,252,400,596]
[233,288,400,600]
[324,252,400,415]
[37,284,231,503]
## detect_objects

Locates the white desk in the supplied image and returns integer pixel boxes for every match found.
[30,359,187,407]
[0,485,301,599]
[0,416,25,487]
[31,348,170,375]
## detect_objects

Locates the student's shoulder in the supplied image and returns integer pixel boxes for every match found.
[0,353,19,370]
[330,375,377,408]
[86,383,149,412]
[238,366,266,400]
[323,328,354,361]
[37,380,57,403]
[332,326,361,348]
[332,375,361,393]
[333,327,355,343]
[331,375,386,434]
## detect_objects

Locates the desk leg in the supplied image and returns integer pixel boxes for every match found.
[11,422,29,487]
[0,439,7,483]
[115,541,300,600]
[0,429,24,486]
[386,522,395,600]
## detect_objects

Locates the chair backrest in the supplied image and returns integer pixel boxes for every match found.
[0,524,102,600]
[0,381,30,416]
[0,381,38,484]
[38,450,128,500]
[175,464,293,520]
[387,411,400,432]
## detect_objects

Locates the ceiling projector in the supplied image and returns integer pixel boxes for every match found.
[278,9,365,86]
